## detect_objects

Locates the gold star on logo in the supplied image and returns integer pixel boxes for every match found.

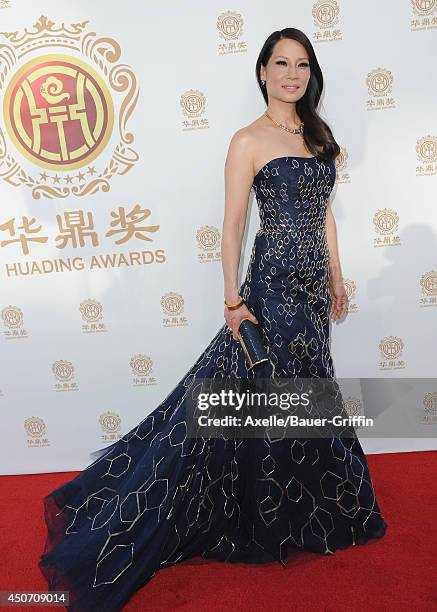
[40,172,49,182]
[76,171,86,181]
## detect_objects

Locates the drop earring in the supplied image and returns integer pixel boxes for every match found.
[261,79,265,86]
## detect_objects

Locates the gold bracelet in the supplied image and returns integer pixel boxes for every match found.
[224,296,244,310]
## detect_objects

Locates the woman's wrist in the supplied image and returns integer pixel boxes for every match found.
[224,288,240,303]
[329,274,343,283]
[328,262,343,283]
[224,295,244,310]
[224,296,244,310]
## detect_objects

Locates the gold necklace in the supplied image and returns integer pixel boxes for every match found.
[264,110,304,134]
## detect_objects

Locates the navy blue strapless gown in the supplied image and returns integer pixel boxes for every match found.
[39,155,387,611]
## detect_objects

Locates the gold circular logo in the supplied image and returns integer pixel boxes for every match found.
[196,225,221,250]
[420,271,437,295]
[161,292,185,315]
[344,397,362,417]
[343,279,356,300]
[52,359,75,381]
[180,89,207,117]
[130,354,153,376]
[1,305,23,328]
[3,54,114,170]
[216,11,244,40]
[379,336,404,360]
[416,136,437,163]
[335,148,348,172]
[366,68,393,97]
[99,411,122,433]
[24,416,45,437]
[412,0,436,16]
[80,299,103,322]
[423,391,437,415]
[373,209,399,235]
[312,1,339,28]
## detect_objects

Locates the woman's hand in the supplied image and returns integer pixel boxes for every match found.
[224,303,259,340]
[329,278,348,321]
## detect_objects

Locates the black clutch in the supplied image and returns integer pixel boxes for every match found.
[237,319,269,369]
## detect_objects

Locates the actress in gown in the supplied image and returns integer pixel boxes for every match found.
[38,27,387,611]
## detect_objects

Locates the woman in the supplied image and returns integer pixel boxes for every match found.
[223,36,347,341]
[39,28,387,611]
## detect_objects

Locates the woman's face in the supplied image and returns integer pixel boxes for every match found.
[260,38,311,103]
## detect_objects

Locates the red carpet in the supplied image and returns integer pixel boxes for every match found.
[1,450,436,611]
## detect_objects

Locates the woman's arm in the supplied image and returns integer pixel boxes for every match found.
[220,130,259,338]
[326,201,343,284]
[221,130,254,304]
[325,200,348,320]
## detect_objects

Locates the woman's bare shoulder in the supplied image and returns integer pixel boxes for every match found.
[237,116,267,139]
[227,117,266,161]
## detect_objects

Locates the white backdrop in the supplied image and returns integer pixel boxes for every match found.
[0,0,436,474]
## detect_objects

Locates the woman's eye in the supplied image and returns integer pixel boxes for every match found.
[275,60,309,67]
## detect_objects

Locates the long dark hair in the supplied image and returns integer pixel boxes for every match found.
[256,28,340,161]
